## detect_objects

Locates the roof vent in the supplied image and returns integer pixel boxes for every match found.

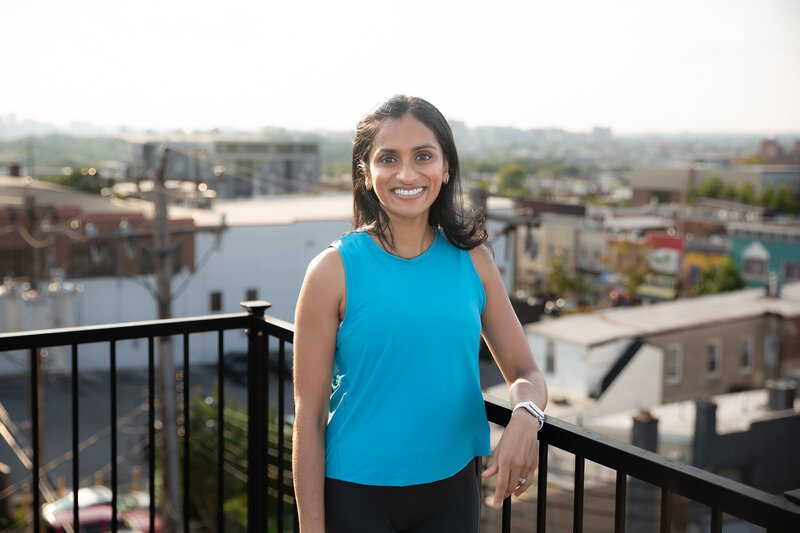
[766,379,796,411]
[765,272,781,298]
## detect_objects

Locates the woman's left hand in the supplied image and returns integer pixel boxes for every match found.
[481,409,540,509]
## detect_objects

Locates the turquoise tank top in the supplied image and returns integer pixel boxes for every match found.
[326,228,490,486]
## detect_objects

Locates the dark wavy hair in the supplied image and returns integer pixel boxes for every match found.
[351,95,486,250]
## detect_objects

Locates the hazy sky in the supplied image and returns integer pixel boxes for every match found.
[2,0,798,134]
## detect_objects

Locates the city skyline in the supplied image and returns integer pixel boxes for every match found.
[2,0,799,135]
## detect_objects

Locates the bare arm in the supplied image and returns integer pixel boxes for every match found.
[470,244,548,508]
[292,248,345,532]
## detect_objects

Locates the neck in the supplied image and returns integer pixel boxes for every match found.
[373,220,435,259]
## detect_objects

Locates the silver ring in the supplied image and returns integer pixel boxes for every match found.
[518,476,527,485]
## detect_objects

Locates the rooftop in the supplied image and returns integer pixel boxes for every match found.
[526,282,800,347]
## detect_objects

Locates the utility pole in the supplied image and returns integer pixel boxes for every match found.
[154,148,181,532]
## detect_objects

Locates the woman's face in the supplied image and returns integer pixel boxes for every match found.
[366,114,448,226]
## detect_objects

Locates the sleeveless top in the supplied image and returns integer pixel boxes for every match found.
[325,228,490,486]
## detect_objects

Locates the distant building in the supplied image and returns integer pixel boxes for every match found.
[629,164,800,206]
[0,175,196,284]
[758,138,800,165]
[525,282,800,417]
[729,221,800,287]
[681,237,729,295]
[118,133,321,198]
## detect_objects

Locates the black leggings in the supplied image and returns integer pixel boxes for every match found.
[324,459,481,533]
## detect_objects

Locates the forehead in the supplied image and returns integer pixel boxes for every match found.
[371,114,441,153]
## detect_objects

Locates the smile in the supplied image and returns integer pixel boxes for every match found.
[393,187,425,197]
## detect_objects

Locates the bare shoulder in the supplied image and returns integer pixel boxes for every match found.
[297,247,345,320]
[305,247,344,284]
[469,244,499,282]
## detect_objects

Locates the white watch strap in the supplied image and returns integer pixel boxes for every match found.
[512,400,545,430]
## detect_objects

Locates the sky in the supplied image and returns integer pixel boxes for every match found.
[2,0,799,134]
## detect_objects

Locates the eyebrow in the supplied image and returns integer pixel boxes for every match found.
[374,144,439,154]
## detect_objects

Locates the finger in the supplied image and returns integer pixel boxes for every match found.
[514,473,530,497]
[494,469,509,508]
[481,462,498,479]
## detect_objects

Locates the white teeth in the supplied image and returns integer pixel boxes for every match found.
[393,187,424,197]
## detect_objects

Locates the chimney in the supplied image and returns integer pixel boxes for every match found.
[766,379,797,411]
[628,410,659,533]
[692,399,717,470]
[7,162,20,177]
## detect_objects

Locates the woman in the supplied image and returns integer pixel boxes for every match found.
[293,95,547,532]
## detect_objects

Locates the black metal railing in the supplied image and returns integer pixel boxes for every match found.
[1,308,799,533]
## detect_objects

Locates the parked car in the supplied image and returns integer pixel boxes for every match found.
[42,487,163,533]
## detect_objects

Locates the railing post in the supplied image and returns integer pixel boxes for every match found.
[242,300,271,533]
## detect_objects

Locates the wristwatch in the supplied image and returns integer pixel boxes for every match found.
[512,400,545,430]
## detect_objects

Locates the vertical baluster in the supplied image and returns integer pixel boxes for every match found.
[615,471,626,533]
[710,508,722,533]
[148,337,156,533]
[537,441,549,533]
[218,330,225,533]
[30,347,40,533]
[574,455,585,533]
[502,496,512,533]
[243,301,270,532]
[660,489,672,532]
[183,333,190,533]
[71,344,80,533]
[277,338,286,531]
[110,340,118,533]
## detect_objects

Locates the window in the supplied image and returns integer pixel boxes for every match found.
[706,339,722,378]
[742,258,767,277]
[210,291,222,312]
[783,260,800,281]
[740,337,754,373]
[665,344,682,384]
[545,340,555,374]
[245,288,258,301]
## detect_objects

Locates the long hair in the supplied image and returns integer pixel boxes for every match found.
[351,95,487,250]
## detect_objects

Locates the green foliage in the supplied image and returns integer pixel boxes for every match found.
[40,167,103,194]
[698,177,724,198]
[546,254,574,296]
[690,257,745,296]
[774,184,798,214]
[0,134,118,167]
[690,178,798,214]
[759,184,775,207]
[685,186,698,205]
[649,190,670,204]
[183,383,293,531]
[495,163,529,197]
[737,182,756,204]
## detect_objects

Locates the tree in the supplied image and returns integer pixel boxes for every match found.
[759,184,775,208]
[698,177,724,199]
[495,163,528,197]
[737,182,756,205]
[690,257,745,296]
[774,184,797,214]
[546,254,574,297]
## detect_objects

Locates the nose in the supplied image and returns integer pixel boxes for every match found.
[396,160,416,183]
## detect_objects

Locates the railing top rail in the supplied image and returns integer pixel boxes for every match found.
[484,394,800,531]
[0,312,254,350]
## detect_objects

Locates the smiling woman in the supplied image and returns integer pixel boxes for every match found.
[291,95,548,533]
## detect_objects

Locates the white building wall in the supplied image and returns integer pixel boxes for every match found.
[585,338,632,393]
[589,343,664,417]
[527,331,589,397]
[1,205,513,374]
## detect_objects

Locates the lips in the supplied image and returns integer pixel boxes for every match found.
[393,187,425,197]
